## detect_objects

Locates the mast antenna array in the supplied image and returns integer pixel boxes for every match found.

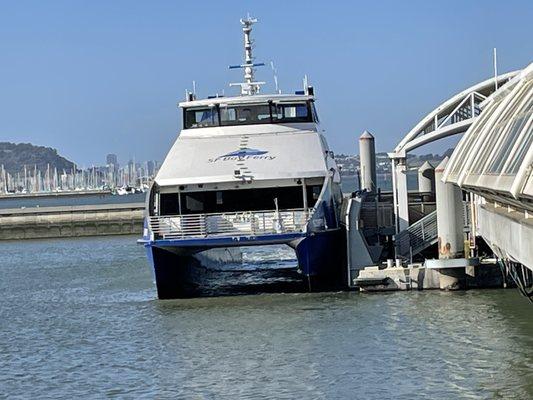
[229,16,265,95]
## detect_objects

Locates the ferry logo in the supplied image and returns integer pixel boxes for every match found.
[223,148,268,157]
[209,147,276,163]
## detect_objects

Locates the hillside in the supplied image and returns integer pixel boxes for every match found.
[0,142,75,174]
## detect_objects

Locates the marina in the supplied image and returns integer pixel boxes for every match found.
[0,3,532,398]
[2,17,531,302]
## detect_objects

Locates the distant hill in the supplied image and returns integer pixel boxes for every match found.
[0,142,75,174]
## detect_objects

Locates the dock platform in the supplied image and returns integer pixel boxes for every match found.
[354,260,511,292]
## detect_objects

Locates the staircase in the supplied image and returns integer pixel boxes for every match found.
[396,201,471,259]
[396,210,438,258]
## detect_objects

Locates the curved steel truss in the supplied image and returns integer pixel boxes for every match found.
[389,70,521,234]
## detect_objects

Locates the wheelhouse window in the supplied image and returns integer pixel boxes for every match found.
[183,101,316,129]
[184,107,219,129]
[272,103,310,122]
[220,104,272,125]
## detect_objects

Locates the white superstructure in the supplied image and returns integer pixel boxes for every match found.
[147,17,341,240]
[156,96,337,187]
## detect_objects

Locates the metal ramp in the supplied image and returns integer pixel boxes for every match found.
[396,210,438,259]
[396,201,470,259]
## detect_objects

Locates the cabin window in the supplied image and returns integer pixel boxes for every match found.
[220,104,272,125]
[309,185,321,201]
[160,193,180,215]
[184,107,219,129]
[159,184,325,216]
[185,195,204,212]
[175,186,314,215]
[183,101,315,129]
[272,103,310,122]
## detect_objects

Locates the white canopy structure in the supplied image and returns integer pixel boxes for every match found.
[444,63,533,206]
[389,71,519,232]
[444,62,532,287]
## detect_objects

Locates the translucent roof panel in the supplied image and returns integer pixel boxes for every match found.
[444,62,533,202]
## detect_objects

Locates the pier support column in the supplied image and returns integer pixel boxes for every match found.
[359,131,377,192]
[396,158,409,232]
[435,157,465,289]
[418,161,435,202]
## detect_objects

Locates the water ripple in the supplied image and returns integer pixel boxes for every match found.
[0,237,532,399]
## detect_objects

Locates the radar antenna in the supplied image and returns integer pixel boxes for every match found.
[229,16,265,95]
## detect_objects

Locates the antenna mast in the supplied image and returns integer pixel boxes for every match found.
[229,16,265,95]
[493,48,499,91]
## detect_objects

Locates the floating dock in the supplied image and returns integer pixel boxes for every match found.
[354,260,512,291]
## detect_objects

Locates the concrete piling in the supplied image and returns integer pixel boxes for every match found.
[418,161,435,201]
[435,157,466,289]
[359,131,377,192]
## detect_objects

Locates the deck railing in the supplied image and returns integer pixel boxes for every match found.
[148,208,310,239]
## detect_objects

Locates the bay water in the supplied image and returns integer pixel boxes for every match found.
[1,235,532,399]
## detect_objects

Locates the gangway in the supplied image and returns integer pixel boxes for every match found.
[396,201,471,259]
[396,210,438,259]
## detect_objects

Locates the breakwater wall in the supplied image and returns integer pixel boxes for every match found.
[0,203,144,240]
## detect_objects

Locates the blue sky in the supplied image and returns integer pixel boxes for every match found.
[1,0,532,166]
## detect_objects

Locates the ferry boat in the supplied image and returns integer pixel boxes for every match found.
[140,17,345,298]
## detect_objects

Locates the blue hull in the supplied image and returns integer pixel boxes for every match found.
[142,229,346,299]
[293,229,347,290]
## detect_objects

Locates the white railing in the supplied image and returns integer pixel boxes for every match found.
[396,210,438,258]
[396,201,471,258]
[148,208,310,239]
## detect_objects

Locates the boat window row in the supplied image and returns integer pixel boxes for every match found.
[159,185,322,215]
[184,101,318,129]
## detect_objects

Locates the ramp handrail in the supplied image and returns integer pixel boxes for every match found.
[396,210,438,257]
[148,208,310,239]
[396,201,471,258]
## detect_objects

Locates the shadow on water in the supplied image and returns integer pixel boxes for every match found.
[183,265,309,297]
[166,244,319,298]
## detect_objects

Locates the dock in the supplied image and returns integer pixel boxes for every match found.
[345,64,532,300]
[354,260,512,291]
[0,203,144,240]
